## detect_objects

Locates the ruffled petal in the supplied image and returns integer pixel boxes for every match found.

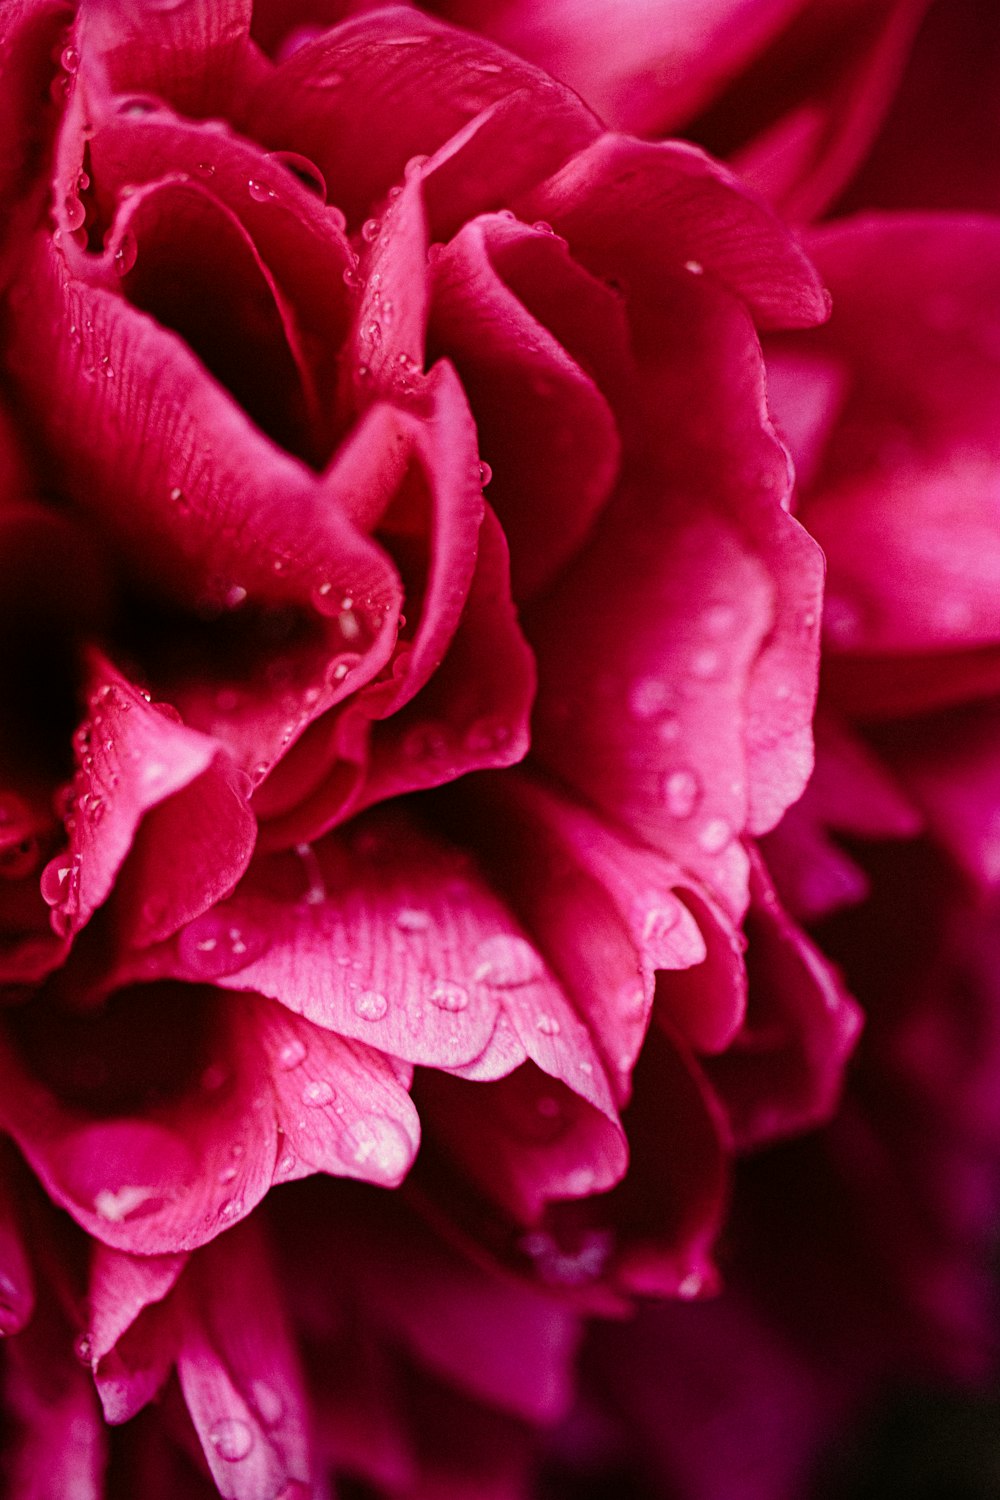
[428,212,622,599]
[240,5,598,229]
[41,652,256,946]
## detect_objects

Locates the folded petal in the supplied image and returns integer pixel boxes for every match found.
[42,652,255,946]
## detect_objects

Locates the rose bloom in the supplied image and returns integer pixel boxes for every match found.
[1,1,990,1498]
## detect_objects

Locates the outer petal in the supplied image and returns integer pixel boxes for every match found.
[427,213,622,599]
[175,1219,312,1500]
[239,5,599,229]
[88,1246,186,1423]
[516,133,830,330]
[704,849,863,1149]
[768,215,1000,718]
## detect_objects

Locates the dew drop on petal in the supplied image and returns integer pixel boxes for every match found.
[277,1038,307,1070]
[628,676,671,721]
[266,150,326,199]
[354,990,388,1021]
[248,178,276,204]
[536,1013,561,1036]
[302,1079,335,1107]
[698,817,732,854]
[113,231,137,277]
[662,768,701,819]
[208,1418,254,1463]
[428,980,469,1013]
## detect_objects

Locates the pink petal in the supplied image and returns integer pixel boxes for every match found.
[3,1287,107,1500]
[76,0,253,119]
[515,132,830,330]
[42,652,256,946]
[88,105,355,451]
[6,235,402,781]
[717,0,930,222]
[528,266,824,917]
[704,849,863,1148]
[0,1152,34,1335]
[768,215,1000,716]
[89,1246,185,1423]
[254,364,497,839]
[174,1219,311,1499]
[437,0,802,138]
[428,213,621,599]
[457,772,745,1096]
[239,6,597,230]
[0,984,418,1253]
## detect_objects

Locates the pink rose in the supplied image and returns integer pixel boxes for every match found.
[0,0,871,1494]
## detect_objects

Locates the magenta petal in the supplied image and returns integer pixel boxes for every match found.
[4,1292,108,1500]
[0,983,417,1253]
[78,0,253,118]
[175,1218,311,1499]
[0,1160,34,1335]
[241,6,597,229]
[43,652,256,945]
[704,849,863,1149]
[460,773,745,1099]
[428,213,621,599]
[89,1246,185,1423]
[344,504,535,822]
[439,0,801,138]
[516,132,830,330]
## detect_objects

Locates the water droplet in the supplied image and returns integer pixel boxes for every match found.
[478,460,493,486]
[294,842,326,906]
[113,231,137,277]
[248,178,276,204]
[276,1151,296,1177]
[688,647,721,680]
[395,907,430,933]
[677,1269,704,1299]
[361,218,380,243]
[701,603,736,635]
[74,1332,93,1365]
[63,194,85,231]
[404,153,428,178]
[662,768,701,819]
[402,724,449,763]
[536,1013,561,1036]
[266,151,326,199]
[218,1164,237,1185]
[60,44,80,73]
[177,914,256,977]
[684,259,704,275]
[218,1197,244,1220]
[225,584,247,609]
[628,676,672,721]
[428,980,469,1012]
[354,990,388,1022]
[473,934,544,988]
[277,1038,307,1070]
[698,817,732,854]
[532,220,553,234]
[302,1079,335,1107]
[209,1417,254,1463]
[194,160,216,178]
